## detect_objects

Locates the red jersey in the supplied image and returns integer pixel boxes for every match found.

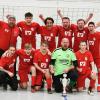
[57,24,76,48]
[39,26,58,52]
[0,21,19,51]
[33,50,51,69]
[73,27,89,52]
[75,50,94,74]
[88,32,100,59]
[0,54,16,73]
[17,21,40,49]
[16,49,34,70]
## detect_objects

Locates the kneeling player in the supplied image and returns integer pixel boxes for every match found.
[75,41,96,95]
[17,43,36,91]
[0,46,18,90]
[33,41,52,94]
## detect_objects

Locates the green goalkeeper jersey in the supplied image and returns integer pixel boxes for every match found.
[51,48,76,76]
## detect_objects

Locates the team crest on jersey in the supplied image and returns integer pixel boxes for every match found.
[13,59,15,62]
[31,28,34,31]
[85,57,88,61]
[5,29,9,32]
[66,54,69,58]
[46,59,48,62]
[30,56,32,58]
[83,31,85,33]
[51,33,53,37]
[93,37,96,41]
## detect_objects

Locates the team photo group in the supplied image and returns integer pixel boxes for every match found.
[0,9,100,96]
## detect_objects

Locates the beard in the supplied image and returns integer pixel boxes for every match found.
[62,45,68,50]
[9,23,15,27]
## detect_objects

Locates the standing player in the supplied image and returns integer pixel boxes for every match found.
[16,43,36,91]
[73,19,89,52]
[0,15,19,57]
[75,41,96,95]
[57,10,77,48]
[17,12,40,49]
[57,10,93,52]
[33,41,52,94]
[0,46,18,90]
[57,17,75,48]
[39,15,58,52]
[88,22,100,92]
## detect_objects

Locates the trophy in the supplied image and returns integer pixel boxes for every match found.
[61,73,70,96]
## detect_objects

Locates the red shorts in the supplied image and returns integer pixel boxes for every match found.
[35,70,44,86]
[77,68,91,88]
[18,66,31,83]
[94,58,100,69]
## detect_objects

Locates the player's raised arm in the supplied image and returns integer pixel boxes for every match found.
[85,13,93,25]
[39,14,45,22]
[95,21,100,28]
[57,9,64,20]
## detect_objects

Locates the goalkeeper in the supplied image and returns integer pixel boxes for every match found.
[50,38,78,93]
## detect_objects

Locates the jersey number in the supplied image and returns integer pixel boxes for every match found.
[41,63,47,68]
[25,31,32,35]
[44,36,51,41]
[77,33,84,37]
[80,61,86,66]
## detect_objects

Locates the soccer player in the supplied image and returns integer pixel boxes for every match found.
[57,17,75,48]
[0,46,18,90]
[50,38,78,93]
[33,41,52,94]
[39,15,58,52]
[17,12,40,49]
[73,19,91,52]
[40,17,58,52]
[75,41,96,95]
[16,43,36,91]
[57,9,93,52]
[0,15,19,57]
[88,22,100,92]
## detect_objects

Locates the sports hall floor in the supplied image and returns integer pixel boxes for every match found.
[0,79,100,100]
[0,88,100,100]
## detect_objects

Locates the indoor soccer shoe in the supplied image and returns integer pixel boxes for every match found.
[88,87,94,96]
[47,89,53,94]
[31,88,35,93]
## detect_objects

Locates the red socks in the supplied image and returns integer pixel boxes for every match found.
[31,76,36,87]
[46,78,52,89]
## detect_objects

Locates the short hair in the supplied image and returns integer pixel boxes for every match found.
[6,15,16,20]
[44,17,54,25]
[25,12,33,18]
[80,41,87,45]
[24,43,32,49]
[77,19,85,24]
[9,45,16,49]
[62,17,70,21]
[41,41,48,46]
[88,21,95,26]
